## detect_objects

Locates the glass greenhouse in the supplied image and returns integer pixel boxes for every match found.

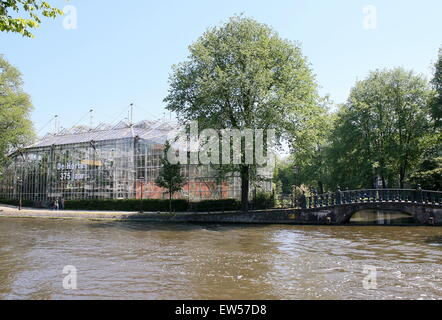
[0,120,272,207]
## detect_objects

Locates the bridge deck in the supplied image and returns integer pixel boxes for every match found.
[300,188,442,209]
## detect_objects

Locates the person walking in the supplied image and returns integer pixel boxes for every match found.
[54,199,59,210]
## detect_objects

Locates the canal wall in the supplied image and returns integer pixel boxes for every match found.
[129,202,442,225]
[0,201,441,225]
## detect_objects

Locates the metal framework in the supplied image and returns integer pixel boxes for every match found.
[0,120,272,206]
[299,188,442,209]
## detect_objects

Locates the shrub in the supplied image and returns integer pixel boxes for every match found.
[0,198,243,212]
[254,191,275,209]
[0,199,34,207]
[64,199,189,212]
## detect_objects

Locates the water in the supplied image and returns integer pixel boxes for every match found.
[350,210,418,225]
[0,217,441,300]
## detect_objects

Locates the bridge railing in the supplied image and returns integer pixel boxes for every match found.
[303,188,442,209]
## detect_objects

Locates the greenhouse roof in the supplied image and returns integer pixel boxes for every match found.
[26,120,179,149]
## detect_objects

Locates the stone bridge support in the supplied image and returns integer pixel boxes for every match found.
[155,202,442,225]
[330,202,442,225]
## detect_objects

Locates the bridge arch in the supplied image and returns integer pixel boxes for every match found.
[331,202,438,225]
[298,189,442,225]
[341,206,417,225]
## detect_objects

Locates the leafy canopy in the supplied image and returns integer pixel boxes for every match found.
[409,157,442,190]
[155,141,186,197]
[325,68,433,189]
[164,15,323,208]
[0,55,35,168]
[165,15,320,140]
[0,0,63,38]
[431,47,442,126]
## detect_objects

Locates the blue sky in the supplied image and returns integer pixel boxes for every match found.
[1,0,442,135]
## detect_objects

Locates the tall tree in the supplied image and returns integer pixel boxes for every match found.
[409,157,442,191]
[326,68,433,189]
[408,49,442,190]
[290,97,334,193]
[164,15,321,211]
[155,141,186,212]
[0,55,35,169]
[0,0,62,38]
[273,157,296,194]
[431,46,442,127]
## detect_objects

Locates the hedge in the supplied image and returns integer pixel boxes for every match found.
[64,199,189,212]
[0,199,34,207]
[254,192,275,209]
[0,198,251,212]
[63,198,240,212]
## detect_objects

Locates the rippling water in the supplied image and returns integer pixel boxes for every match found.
[0,217,441,300]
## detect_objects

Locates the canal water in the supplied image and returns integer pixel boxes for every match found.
[349,210,418,225]
[0,217,441,300]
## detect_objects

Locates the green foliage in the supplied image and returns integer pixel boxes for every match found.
[0,198,246,212]
[273,101,334,194]
[0,198,33,207]
[0,0,63,38]
[273,158,296,194]
[155,140,186,210]
[164,15,322,208]
[0,55,35,169]
[155,140,186,194]
[63,199,189,212]
[325,68,433,189]
[431,47,442,127]
[254,191,275,209]
[409,157,442,191]
[290,97,335,193]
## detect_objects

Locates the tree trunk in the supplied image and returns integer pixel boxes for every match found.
[240,165,249,213]
[399,155,408,189]
[399,166,406,189]
[380,157,387,188]
[381,176,386,189]
[318,181,324,195]
[169,191,172,213]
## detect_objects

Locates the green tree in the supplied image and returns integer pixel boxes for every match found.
[272,98,334,195]
[409,157,442,191]
[273,158,296,194]
[164,15,322,211]
[155,140,186,212]
[0,55,35,170]
[290,98,334,193]
[431,47,442,126]
[408,46,442,191]
[0,0,63,38]
[326,68,433,189]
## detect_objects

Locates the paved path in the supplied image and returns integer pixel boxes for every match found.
[0,204,188,221]
[0,204,295,225]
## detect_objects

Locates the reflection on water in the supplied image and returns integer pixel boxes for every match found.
[0,217,441,300]
[349,210,417,225]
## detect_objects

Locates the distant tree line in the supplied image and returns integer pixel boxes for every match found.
[275,47,442,192]
[0,55,35,170]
